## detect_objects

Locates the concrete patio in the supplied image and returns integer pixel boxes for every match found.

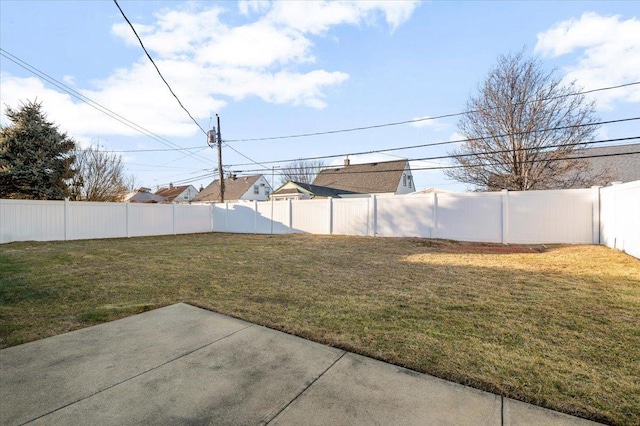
[0,303,601,425]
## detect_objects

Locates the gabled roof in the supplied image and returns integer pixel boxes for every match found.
[312,159,409,193]
[274,180,358,198]
[578,143,640,184]
[124,189,167,203]
[155,185,195,201]
[193,175,262,202]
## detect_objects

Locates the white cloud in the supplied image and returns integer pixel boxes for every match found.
[266,1,419,34]
[62,75,75,86]
[449,132,465,143]
[535,12,640,109]
[194,21,314,68]
[2,1,418,140]
[410,115,436,128]
[238,0,270,16]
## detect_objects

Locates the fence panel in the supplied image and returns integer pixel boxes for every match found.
[0,199,65,243]
[256,201,293,234]
[507,189,594,244]
[127,203,173,237]
[601,181,640,258]
[212,204,227,232]
[223,203,257,233]
[291,199,329,234]
[67,201,127,240]
[436,193,502,242]
[376,196,433,237]
[174,204,212,234]
[332,198,371,236]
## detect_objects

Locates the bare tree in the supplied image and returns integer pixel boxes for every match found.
[71,144,136,201]
[446,51,603,191]
[279,159,325,185]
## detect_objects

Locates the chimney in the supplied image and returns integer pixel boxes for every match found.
[169,183,174,189]
[344,157,350,166]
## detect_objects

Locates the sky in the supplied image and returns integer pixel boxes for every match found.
[1,0,639,193]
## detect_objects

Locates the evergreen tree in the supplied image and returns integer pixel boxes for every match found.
[0,100,76,199]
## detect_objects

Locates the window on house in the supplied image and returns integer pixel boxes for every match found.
[407,175,413,188]
[265,188,270,197]
[402,174,407,186]
[253,185,260,194]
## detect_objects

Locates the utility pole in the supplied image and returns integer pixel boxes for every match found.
[207,115,224,203]
[216,114,224,203]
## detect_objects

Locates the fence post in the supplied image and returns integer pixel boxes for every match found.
[610,182,621,249]
[254,200,258,233]
[366,197,371,236]
[501,189,509,244]
[172,203,177,235]
[225,202,229,232]
[591,186,601,245]
[126,201,131,238]
[64,198,70,241]
[0,199,4,244]
[432,192,438,239]
[288,199,293,232]
[328,197,333,235]
[210,204,214,232]
[372,195,378,237]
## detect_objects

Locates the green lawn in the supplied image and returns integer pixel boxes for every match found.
[1,233,639,425]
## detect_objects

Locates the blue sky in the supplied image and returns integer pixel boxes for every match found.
[1,1,638,192]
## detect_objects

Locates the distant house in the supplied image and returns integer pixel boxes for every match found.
[311,159,415,196]
[409,188,452,195]
[155,184,198,203]
[270,181,359,201]
[193,174,272,202]
[123,187,167,203]
[578,143,640,185]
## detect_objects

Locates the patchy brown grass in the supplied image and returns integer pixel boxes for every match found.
[1,234,638,425]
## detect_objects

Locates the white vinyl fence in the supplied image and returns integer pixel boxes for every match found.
[211,188,601,244]
[1,183,638,258]
[600,181,640,259]
[0,200,213,243]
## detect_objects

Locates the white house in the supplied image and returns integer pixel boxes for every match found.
[193,174,272,202]
[311,158,416,196]
[155,184,199,203]
[270,181,359,201]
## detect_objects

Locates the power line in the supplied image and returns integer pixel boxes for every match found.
[223,143,270,170]
[155,171,218,187]
[113,0,207,136]
[2,48,265,174]
[0,48,215,166]
[233,138,640,175]
[102,0,270,172]
[227,116,640,168]
[79,146,205,153]
[413,147,640,173]
[225,81,640,143]
[160,143,640,188]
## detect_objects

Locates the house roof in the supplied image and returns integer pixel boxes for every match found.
[312,159,409,193]
[578,143,640,184]
[125,190,167,203]
[155,185,195,201]
[192,175,262,202]
[273,181,359,198]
